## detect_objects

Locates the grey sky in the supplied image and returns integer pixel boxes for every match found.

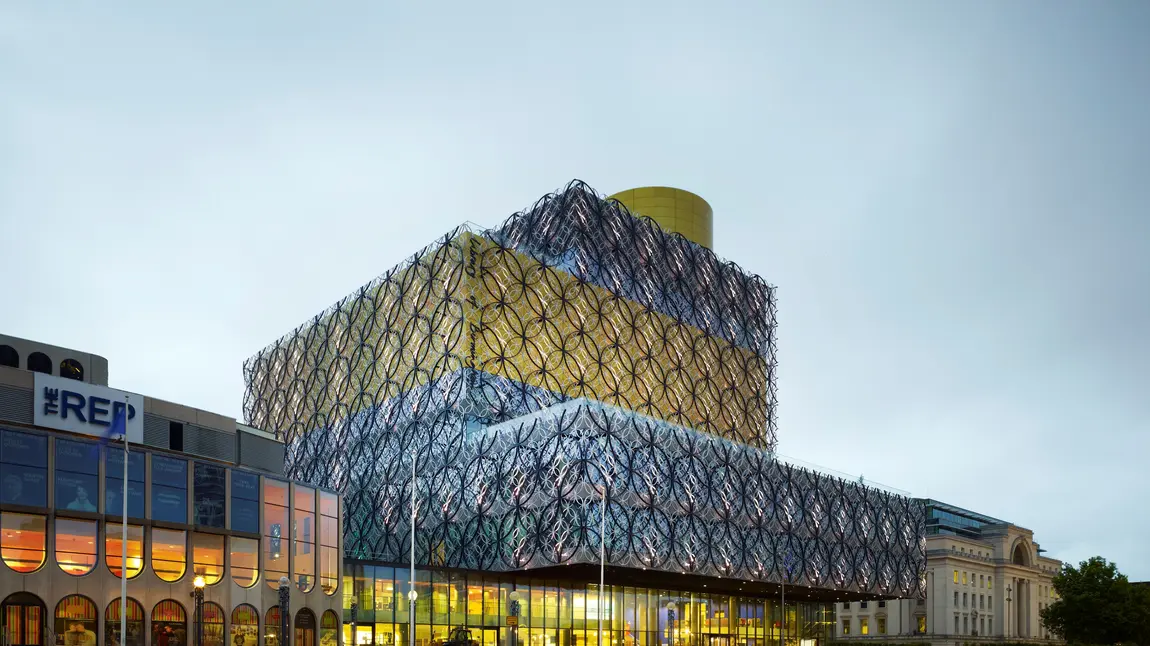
[3,2,1148,578]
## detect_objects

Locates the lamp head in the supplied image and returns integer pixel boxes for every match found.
[193,575,206,589]
[280,576,291,588]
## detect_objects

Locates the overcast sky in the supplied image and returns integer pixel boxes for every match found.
[3,1,1148,579]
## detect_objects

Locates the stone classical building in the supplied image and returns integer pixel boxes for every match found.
[838,500,1061,641]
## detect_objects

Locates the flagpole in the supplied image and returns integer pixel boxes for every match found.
[121,395,129,646]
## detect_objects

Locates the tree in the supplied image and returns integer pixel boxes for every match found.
[1040,556,1150,645]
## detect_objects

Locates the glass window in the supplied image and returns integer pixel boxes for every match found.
[294,609,316,646]
[55,595,97,646]
[105,449,146,518]
[321,611,339,646]
[962,572,968,585]
[106,524,144,579]
[151,456,188,523]
[265,480,289,589]
[193,463,226,527]
[953,570,958,583]
[105,598,145,646]
[192,533,225,585]
[1,512,46,573]
[917,616,926,633]
[266,607,283,646]
[151,601,187,646]
[877,616,886,635]
[231,471,260,533]
[151,528,186,582]
[55,518,98,575]
[841,619,850,635]
[293,485,316,592]
[203,603,225,646]
[1,430,48,506]
[55,439,99,512]
[860,618,869,635]
[231,536,259,588]
[231,604,259,646]
[320,491,339,595]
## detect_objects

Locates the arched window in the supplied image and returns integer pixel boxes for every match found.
[320,611,339,646]
[202,602,225,646]
[0,345,18,369]
[150,601,187,646]
[60,359,84,381]
[106,524,144,579]
[54,595,98,646]
[319,491,339,595]
[1,513,46,573]
[2,592,46,646]
[231,536,259,588]
[152,528,187,582]
[265,607,284,646]
[192,533,225,585]
[56,518,98,575]
[104,598,145,646]
[230,605,259,646]
[1012,543,1029,566]
[293,486,315,592]
[26,352,51,375]
[293,609,316,646]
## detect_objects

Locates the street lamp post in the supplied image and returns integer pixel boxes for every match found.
[279,576,291,646]
[192,576,206,646]
[1006,585,1013,639]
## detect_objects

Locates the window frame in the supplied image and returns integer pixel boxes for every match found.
[55,517,99,576]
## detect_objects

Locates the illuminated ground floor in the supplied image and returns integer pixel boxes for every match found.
[342,564,847,646]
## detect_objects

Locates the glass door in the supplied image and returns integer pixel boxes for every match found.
[3,599,44,646]
[480,629,499,646]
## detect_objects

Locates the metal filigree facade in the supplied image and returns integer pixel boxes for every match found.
[243,181,926,598]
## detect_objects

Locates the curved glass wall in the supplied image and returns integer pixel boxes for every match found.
[320,492,339,595]
[264,480,289,589]
[293,486,315,593]
[105,524,144,579]
[1,513,46,573]
[55,518,98,576]
[151,528,186,582]
[192,533,225,585]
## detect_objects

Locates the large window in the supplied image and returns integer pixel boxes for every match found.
[55,518,98,575]
[151,601,186,646]
[0,513,46,573]
[294,609,316,646]
[294,485,315,592]
[54,595,97,646]
[193,463,226,528]
[320,491,339,595]
[151,456,188,523]
[231,536,259,588]
[203,602,225,646]
[55,439,99,512]
[106,524,144,579]
[231,605,259,646]
[0,430,47,506]
[192,533,225,585]
[231,471,259,533]
[266,607,283,646]
[105,598,144,646]
[106,448,146,518]
[151,528,186,582]
[320,611,338,646]
[265,479,289,589]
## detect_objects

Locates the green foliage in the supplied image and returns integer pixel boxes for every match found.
[1040,556,1150,645]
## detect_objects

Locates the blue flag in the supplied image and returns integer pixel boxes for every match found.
[102,403,128,444]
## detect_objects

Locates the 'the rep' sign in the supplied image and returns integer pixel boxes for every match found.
[33,373,144,444]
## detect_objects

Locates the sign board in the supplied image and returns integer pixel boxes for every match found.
[506,617,518,627]
[33,373,144,444]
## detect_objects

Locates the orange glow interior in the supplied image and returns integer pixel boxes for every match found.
[55,518,98,576]
[152,528,187,582]
[105,525,144,579]
[231,536,259,588]
[192,533,225,585]
[1,513,47,573]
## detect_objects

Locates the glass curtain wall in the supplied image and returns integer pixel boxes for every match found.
[340,566,836,646]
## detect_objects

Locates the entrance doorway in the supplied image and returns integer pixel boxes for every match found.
[2,592,46,646]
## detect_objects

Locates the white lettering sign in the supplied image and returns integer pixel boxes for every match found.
[33,373,144,444]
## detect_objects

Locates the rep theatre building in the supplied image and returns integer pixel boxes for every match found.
[242,182,929,646]
[0,334,343,646]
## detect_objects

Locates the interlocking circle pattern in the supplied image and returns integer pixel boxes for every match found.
[243,181,926,599]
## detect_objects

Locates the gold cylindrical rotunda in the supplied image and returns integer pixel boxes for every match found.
[609,186,713,249]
